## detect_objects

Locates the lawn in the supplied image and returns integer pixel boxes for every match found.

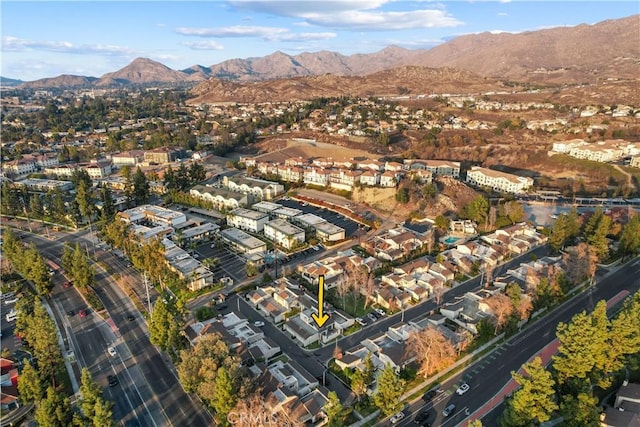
[327,289,369,318]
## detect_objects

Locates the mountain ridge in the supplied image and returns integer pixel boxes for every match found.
[14,14,639,89]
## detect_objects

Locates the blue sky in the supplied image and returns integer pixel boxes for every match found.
[1,1,638,81]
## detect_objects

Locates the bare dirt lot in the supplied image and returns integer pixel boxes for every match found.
[251,138,377,163]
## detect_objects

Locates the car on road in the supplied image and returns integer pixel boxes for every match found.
[253,321,265,327]
[422,389,437,402]
[355,317,367,327]
[367,313,377,322]
[456,383,470,395]
[108,346,117,357]
[79,309,87,318]
[62,281,72,288]
[108,375,118,387]
[375,308,386,317]
[414,411,430,425]
[390,412,405,424]
[126,314,135,322]
[66,310,75,317]
[442,403,456,417]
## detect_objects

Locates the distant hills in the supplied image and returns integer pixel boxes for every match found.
[11,14,639,90]
[0,77,24,87]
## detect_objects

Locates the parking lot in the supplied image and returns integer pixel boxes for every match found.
[278,199,361,237]
[194,242,248,284]
[1,298,24,357]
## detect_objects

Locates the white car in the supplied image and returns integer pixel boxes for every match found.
[456,382,470,395]
[375,308,386,317]
[107,346,117,357]
[355,317,367,327]
[390,412,405,424]
[253,321,265,327]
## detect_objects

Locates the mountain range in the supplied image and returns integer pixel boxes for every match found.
[6,14,639,90]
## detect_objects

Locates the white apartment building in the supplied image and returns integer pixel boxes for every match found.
[190,185,249,210]
[119,204,186,227]
[223,176,284,201]
[111,150,144,168]
[264,219,306,250]
[219,227,267,255]
[85,161,113,179]
[568,142,624,163]
[404,159,461,178]
[303,168,331,187]
[2,157,37,176]
[551,139,587,154]
[359,170,381,186]
[466,166,533,194]
[226,208,270,233]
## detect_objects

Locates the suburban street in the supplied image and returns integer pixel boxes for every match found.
[15,229,212,427]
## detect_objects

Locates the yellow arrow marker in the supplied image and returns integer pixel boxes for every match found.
[311,275,330,327]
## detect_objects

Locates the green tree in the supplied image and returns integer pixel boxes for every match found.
[462,195,489,225]
[553,302,610,390]
[61,243,74,272]
[163,165,177,191]
[79,367,102,420]
[71,243,95,289]
[1,181,19,215]
[34,385,73,427]
[50,187,67,221]
[585,210,611,261]
[27,301,64,387]
[435,215,450,230]
[212,366,237,425]
[149,297,171,350]
[324,391,344,427]
[75,178,94,222]
[100,184,115,222]
[549,214,569,251]
[188,162,206,183]
[395,187,410,203]
[501,357,557,427]
[132,166,150,205]
[372,364,404,416]
[29,194,44,218]
[468,421,484,427]
[566,207,581,238]
[17,359,43,403]
[559,392,600,427]
[92,397,116,427]
[619,215,640,255]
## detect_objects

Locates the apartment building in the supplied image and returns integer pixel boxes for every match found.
[223,176,285,201]
[111,150,145,168]
[219,227,267,255]
[466,166,533,194]
[405,159,461,178]
[227,208,270,233]
[190,185,249,210]
[568,141,624,163]
[264,219,305,250]
[143,147,185,164]
[119,204,186,227]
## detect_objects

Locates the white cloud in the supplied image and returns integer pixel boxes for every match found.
[175,25,289,38]
[182,40,225,50]
[497,12,508,16]
[2,36,136,56]
[266,32,337,42]
[228,1,462,31]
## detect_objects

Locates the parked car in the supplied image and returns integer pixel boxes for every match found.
[390,412,405,424]
[355,317,367,327]
[108,346,117,357]
[456,383,470,395]
[3,297,18,305]
[108,375,118,387]
[66,310,75,317]
[253,321,265,327]
[79,309,87,318]
[443,403,456,417]
[367,313,377,322]
[126,314,135,322]
[63,281,72,288]
[375,308,386,317]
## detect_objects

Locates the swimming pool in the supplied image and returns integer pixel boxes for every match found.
[443,236,460,245]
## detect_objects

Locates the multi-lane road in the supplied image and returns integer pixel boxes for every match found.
[17,229,212,427]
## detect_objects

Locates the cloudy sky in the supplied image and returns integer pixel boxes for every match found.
[1,1,637,81]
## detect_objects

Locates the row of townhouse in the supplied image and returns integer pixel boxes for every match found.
[44,161,113,179]
[247,281,355,347]
[189,176,285,210]
[361,227,431,262]
[117,205,220,290]
[336,316,467,376]
[465,166,534,194]
[15,178,74,192]
[550,139,640,163]
[2,152,59,176]
[244,156,464,189]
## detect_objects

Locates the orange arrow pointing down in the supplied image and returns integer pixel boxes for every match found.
[311,275,329,327]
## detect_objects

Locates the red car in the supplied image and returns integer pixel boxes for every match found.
[63,281,72,288]
[79,309,87,318]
